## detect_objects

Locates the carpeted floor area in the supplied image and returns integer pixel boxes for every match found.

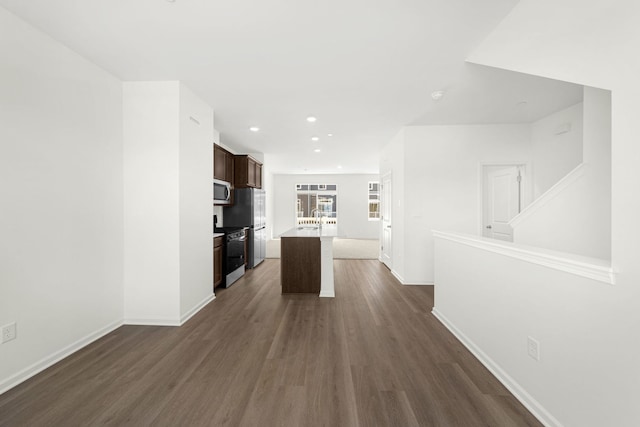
[266,238,379,259]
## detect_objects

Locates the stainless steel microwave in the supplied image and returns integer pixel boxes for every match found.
[213,179,231,204]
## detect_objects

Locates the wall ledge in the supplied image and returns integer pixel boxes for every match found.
[433,230,615,285]
[510,162,586,228]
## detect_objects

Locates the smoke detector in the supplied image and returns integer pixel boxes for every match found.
[431,90,445,101]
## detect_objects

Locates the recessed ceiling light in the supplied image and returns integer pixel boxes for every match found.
[314,148,321,153]
[249,126,260,132]
[306,116,317,123]
[327,133,333,137]
[311,136,319,142]
[337,165,342,169]
[431,90,445,101]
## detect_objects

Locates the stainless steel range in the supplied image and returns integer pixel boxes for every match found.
[223,188,266,269]
[216,227,246,288]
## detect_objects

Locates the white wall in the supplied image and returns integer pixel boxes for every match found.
[123,82,181,324]
[263,154,276,240]
[272,174,380,239]
[458,0,638,424]
[531,103,583,198]
[178,84,215,319]
[0,7,124,392]
[381,124,532,284]
[433,236,614,427]
[513,88,611,260]
[582,86,611,260]
[123,82,214,325]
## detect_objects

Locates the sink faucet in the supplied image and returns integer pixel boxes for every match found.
[310,208,323,227]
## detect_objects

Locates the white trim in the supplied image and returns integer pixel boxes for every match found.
[0,319,123,396]
[391,269,405,284]
[380,171,393,270]
[509,163,586,228]
[319,237,335,298]
[319,290,335,298]
[180,293,216,325]
[432,308,562,427]
[433,230,615,285]
[123,317,181,326]
[390,270,433,285]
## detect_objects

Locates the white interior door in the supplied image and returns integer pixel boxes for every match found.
[485,166,521,241]
[381,173,392,268]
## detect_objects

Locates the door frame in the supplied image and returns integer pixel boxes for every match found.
[477,161,532,237]
[380,172,392,269]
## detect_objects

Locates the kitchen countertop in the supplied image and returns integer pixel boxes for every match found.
[213,232,225,238]
[280,225,341,238]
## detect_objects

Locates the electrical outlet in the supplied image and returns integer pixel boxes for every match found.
[527,336,540,361]
[2,322,17,343]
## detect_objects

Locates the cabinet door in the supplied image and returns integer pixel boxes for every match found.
[214,237,223,288]
[225,153,234,184]
[255,163,262,189]
[234,155,247,188]
[214,145,226,180]
[244,234,248,267]
[247,158,256,187]
[233,155,263,188]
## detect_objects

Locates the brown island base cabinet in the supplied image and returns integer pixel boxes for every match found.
[280,237,321,294]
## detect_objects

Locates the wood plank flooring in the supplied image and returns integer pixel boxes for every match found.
[0,259,542,426]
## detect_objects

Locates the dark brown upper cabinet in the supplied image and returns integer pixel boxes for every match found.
[214,144,234,184]
[235,155,263,189]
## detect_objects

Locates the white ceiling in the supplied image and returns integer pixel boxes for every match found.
[0,0,583,174]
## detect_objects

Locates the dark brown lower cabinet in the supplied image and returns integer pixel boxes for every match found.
[214,236,223,288]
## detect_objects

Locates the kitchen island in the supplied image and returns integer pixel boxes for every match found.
[280,225,339,297]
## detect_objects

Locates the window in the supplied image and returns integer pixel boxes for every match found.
[296,184,338,225]
[368,181,380,220]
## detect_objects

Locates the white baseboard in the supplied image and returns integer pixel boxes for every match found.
[431,308,562,427]
[0,294,217,396]
[180,293,216,325]
[123,317,181,326]
[319,290,335,298]
[391,269,405,284]
[124,293,216,327]
[0,319,123,396]
[390,269,433,286]
[122,317,181,326]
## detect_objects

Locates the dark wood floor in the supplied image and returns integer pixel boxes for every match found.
[0,259,541,427]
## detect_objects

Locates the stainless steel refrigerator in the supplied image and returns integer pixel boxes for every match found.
[223,188,266,268]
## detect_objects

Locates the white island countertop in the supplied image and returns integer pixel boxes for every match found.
[280,225,341,238]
